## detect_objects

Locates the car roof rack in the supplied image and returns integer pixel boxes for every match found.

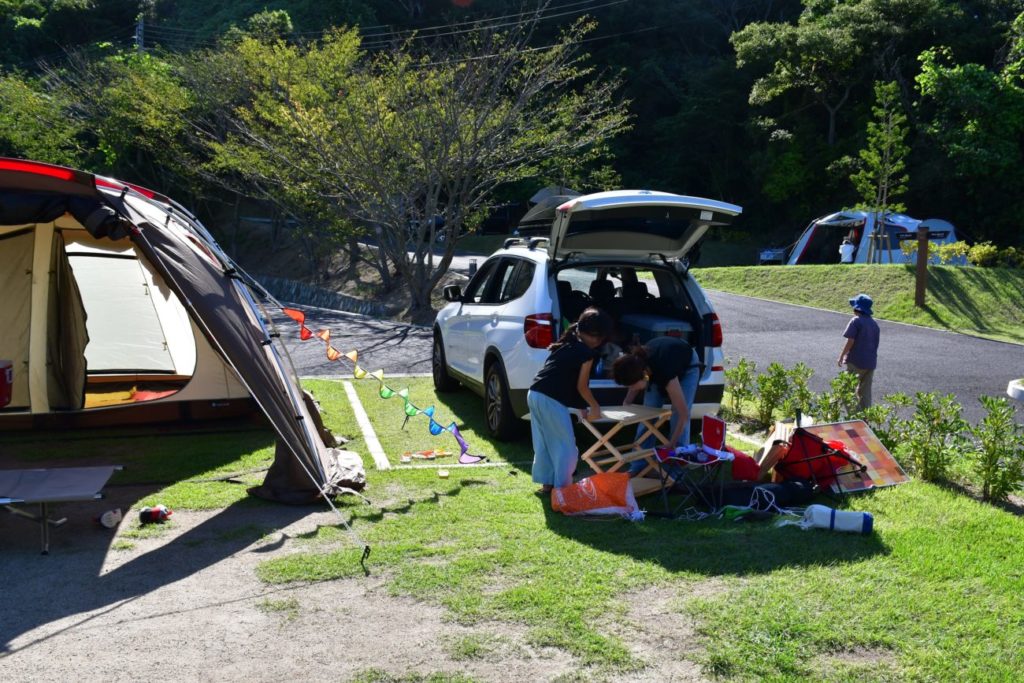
[502,236,550,250]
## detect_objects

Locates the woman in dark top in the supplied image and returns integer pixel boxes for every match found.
[612,336,701,453]
[528,307,613,494]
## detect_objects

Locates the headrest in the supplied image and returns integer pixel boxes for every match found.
[556,280,571,296]
[589,279,615,300]
[623,281,648,299]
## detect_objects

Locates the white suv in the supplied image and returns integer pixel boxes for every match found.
[432,190,741,440]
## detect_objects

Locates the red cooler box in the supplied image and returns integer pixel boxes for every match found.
[0,359,11,408]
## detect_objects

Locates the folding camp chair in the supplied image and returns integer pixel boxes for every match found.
[773,428,868,494]
[652,416,729,518]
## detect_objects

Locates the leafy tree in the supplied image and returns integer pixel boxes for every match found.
[916,15,1024,245]
[0,71,83,163]
[205,18,630,320]
[850,80,909,262]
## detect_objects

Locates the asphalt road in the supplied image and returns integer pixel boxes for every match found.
[706,290,1021,424]
[280,292,1021,425]
[278,305,433,378]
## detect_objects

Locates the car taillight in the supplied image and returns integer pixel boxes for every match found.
[710,313,723,347]
[524,313,554,349]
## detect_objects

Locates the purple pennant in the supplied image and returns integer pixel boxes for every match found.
[449,424,487,464]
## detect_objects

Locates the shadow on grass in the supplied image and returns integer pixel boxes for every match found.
[540,490,888,576]
[937,479,1024,518]
[0,420,303,653]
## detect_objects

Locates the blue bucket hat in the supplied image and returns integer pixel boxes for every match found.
[849,293,873,315]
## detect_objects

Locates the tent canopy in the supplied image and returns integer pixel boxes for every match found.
[0,157,362,501]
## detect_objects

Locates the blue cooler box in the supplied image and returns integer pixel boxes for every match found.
[619,314,693,343]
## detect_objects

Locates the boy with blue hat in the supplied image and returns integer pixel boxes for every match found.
[837,293,880,410]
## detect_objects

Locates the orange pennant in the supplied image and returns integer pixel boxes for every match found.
[326,346,342,361]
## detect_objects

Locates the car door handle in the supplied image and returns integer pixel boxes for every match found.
[491,313,499,325]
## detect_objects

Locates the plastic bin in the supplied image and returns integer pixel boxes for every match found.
[619,314,693,343]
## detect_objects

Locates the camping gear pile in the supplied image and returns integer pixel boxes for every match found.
[556,415,908,530]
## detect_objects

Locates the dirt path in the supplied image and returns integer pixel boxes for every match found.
[1,491,708,682]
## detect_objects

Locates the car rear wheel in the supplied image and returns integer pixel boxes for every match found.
[432,332,459,392]
[485,360,519,441]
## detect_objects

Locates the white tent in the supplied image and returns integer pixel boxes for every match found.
[787,210,962,265]
[0,157,363,502]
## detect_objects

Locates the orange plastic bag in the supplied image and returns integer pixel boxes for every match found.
[551,472,644,520]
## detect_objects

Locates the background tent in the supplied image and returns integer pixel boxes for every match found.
[787,210,963,265]
[0,157,363,501]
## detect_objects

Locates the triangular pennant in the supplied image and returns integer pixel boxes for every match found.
[369,369,385,383]
[398,388,409,399]
[403,401,419,417]
[421,405,435,418]
[428,419,444,436]
[283,308,312,340]
[282,308,305,325]
[316,329,331,342]
[379,385,395,399]
[326,346,342,361]
[450,424,470,452]
[345,350,358,363]
[353,365,368,379]
[458,452,488,465]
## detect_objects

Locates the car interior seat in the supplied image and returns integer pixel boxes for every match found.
[588,279,615,309]
[558,280,590,323]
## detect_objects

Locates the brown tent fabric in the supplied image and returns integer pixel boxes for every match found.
[118,206,331,497]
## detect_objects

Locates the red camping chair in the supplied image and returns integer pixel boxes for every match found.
[774,428,867,494]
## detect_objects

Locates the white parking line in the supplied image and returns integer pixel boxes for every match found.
[343,380,390,470]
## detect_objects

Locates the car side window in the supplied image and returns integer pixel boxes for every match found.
[499,260,535,302]
[461,259,498,304]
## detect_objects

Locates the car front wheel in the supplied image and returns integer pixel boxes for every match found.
[485,360,519,441]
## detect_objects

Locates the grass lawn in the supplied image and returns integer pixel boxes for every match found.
[265,378,1024,681]
[692,264,1024,345]
[9,378,1021,680]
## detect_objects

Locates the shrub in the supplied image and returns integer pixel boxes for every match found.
[755,361,789,426]
[967,241,1000,267]
[859,392,912,452]
[934,240,968,264]
[998,246,1021,268]
[969,396,1024,502]
[723,357,756,416]
[782,362,814,422]
[903,392,967,482]
[812,372,860,423]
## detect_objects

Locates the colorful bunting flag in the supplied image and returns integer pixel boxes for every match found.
[282,306,487,465]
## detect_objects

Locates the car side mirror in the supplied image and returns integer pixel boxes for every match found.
[443,284,463,302]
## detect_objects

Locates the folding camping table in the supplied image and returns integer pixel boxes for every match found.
[576,405,673,498]
[1,465,123,554]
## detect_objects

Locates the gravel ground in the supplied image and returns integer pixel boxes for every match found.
[0,487,708,682]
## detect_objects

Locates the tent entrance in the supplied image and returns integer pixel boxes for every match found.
[64,232,198,408]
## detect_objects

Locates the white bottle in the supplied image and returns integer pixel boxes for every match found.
[801,504,873,534]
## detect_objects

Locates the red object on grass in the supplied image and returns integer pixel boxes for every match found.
[729,449,760,481]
